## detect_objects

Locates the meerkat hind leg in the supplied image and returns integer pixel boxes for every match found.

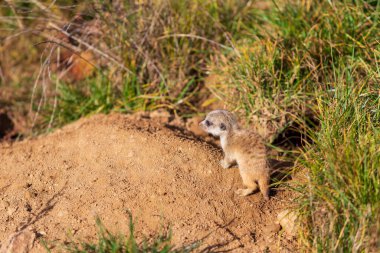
[235,181,258,197]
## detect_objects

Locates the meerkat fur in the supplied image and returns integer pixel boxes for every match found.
[199,110,270,200]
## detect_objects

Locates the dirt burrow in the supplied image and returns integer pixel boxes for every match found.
[0,113,296,252]
[0,110,15,140]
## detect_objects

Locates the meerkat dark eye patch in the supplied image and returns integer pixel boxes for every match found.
[205,120,212,127]
[220,123,226,131]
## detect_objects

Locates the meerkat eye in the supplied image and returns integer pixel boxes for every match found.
[205,120,212,127]
[220,123,226,131]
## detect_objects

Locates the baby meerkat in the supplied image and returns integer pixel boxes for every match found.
[199,110,270,200]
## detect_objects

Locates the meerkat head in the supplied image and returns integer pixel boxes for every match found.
[199,110,239,137]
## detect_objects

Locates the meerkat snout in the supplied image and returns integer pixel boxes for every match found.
[200,110,271,200]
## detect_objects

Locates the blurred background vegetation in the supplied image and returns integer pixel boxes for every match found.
[0,0,379,252]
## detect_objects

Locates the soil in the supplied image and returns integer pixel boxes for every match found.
[0,113,297,252]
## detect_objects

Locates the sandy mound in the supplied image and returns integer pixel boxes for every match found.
[0,113,296,252]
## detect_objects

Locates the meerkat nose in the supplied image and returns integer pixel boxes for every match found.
[199,121,203,126]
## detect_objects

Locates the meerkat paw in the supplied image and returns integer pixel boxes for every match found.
[235,188,254,197]
[220,159,231,169]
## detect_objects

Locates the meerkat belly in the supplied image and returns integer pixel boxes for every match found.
[235,153,268,176]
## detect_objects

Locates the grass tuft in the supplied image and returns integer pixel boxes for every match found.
[47,216,197,253]
[297,80,379,252]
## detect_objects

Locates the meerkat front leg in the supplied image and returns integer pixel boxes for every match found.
[220,153,235,169]
[220,154,235,169]
[220,157,233,169]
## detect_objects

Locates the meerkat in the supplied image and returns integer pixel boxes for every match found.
[199,110,270,200]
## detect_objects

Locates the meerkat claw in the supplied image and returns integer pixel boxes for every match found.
[220,159,230,169]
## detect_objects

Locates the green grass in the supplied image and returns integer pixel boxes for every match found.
[297,80,379,252]
[46,216,197,253]
[208,0,379,140]
[41,74,200,129]
[1,0,265,129]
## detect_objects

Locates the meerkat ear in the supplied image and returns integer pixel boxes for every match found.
[220,123,226,131]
